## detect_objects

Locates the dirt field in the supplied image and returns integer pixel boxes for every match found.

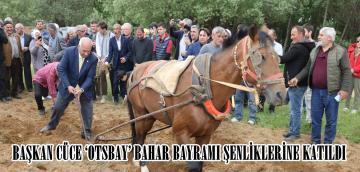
[0,91,359,172]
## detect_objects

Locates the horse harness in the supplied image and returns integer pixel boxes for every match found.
[127,37,285,124]
[191,37,284,120]
[233,37,284,87]
[94,37,286,142]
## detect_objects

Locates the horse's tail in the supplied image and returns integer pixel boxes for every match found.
[127,99,137,145]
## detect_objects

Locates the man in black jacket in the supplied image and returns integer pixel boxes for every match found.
[132,27,153,64]
[281,25,315,141]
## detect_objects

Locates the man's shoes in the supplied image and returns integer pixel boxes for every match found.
[343,107,350,112]
[100,95,106,104]
[40,126,53,135]
[38,109,45,116]
[283,132,291,138]
[114,97,119,105]
[81,130,92,141]
[0,97,9,102]
[284,135,300,141]
[4,97,12,101]
[18,88,24,93]
[351,109,358,114]
[247,120,255,125]
[122,95,128,104]
[12,95,21,99]
[230,117,240,122]
[28,88,33,92]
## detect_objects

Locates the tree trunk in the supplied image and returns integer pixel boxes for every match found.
[283,15,292,52]
[340,17,350,41]
[322,0,330,26]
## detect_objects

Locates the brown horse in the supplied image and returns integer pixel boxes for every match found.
[127,27,287,172]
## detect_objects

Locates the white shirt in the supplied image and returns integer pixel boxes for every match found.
[115,35,121,51]
[20,33,25,48]
[273,41,283,56]
[95,31,114,59]
[79,53,84,72]
[178,34,188,61]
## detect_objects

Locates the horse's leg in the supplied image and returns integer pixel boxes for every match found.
[174,131,205,172]
[133,112,155,172]
[189,135,212,172]
[127,101,137,145]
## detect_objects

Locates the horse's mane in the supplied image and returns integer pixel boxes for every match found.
[258,31,274,48]
[223,24,273,51]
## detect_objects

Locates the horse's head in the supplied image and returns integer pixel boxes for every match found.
[234,25,287,106]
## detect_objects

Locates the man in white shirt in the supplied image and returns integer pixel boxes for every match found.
[95,21,114,103]
[268,29,283,56]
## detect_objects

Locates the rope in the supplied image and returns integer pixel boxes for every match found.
[96,125,171,142]
[93,98,194,142]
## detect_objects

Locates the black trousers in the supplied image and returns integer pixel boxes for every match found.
[34,82,48,110]
[109,67,114,98]
[0,63,6,98]
[5,58,22,97]
[23,53,33,90]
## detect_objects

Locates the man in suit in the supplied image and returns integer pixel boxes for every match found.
[104,23,132,104]
[15,23,33,92]
[40,37,98,141]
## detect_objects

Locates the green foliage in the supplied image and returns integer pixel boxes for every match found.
[1,0,359,46]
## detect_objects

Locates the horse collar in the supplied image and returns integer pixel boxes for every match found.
[203,100,231,121]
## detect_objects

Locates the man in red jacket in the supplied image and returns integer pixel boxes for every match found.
[345,34,360,114]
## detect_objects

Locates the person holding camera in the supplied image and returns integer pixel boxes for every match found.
[30,29,50,72]
[169,18,192,61]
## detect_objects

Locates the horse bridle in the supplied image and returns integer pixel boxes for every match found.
[233,37,284,88]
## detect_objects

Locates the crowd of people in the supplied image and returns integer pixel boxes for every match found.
[0,17,359,144]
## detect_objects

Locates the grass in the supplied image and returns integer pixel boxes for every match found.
[234,101,360,143]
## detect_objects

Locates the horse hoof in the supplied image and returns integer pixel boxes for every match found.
[132,160,140,167]
[141,166,149,172]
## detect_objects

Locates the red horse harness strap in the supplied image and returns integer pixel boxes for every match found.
[203,100,231,120]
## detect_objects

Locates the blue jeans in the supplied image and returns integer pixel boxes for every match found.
[311,88,339,144]
[287,87,307,137]
[47,93,93,131]
[234,90,257,121]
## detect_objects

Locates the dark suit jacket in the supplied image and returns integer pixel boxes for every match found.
[106,35,132,71]
[67,36,80,47]
[57,46,98,100]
